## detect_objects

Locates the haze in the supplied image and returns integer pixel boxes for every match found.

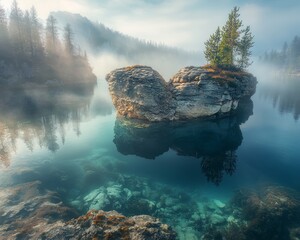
[2,0,299,53]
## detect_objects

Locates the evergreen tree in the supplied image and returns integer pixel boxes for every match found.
[237,26,254,69]
[0,3,10,60]
[30,7,43,59]
[219,7,242,66]
[281,42,288,65]
[204,27,221,66]
[46,15,59,56]
[204,7,254,70]
[9,0,24,60]
[63,24,74,56]
[24,10,34,58]
[289,36,300,70]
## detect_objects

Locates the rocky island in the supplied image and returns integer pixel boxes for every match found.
[106,65,257,121]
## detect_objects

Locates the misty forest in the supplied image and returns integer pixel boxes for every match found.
[0,1,300,240]
[0,1,96,86]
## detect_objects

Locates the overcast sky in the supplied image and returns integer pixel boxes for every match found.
[1,0,300,53]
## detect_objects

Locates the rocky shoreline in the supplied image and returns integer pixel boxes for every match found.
[106,65,257,121]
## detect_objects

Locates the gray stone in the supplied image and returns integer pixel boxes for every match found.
[106,65,257,121]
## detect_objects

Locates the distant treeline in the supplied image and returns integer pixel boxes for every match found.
[262,36,300,72]
[52,12,199,60]
[0,1,96,86]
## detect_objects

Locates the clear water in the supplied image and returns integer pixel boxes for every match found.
[0,65,300,239]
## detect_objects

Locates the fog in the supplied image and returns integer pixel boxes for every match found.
[2,0,299,54]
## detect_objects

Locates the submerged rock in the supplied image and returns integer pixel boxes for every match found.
[41,210,177,240]
[0,181,78,240]
[228,186,300,240]
[106,65,257,121]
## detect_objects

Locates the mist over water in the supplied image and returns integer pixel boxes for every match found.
[0,52,300,238]
[1,1,300,239]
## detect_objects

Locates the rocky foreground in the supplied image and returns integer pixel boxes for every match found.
[106,65,257,121]
[0,181,176,240]
[1,179,300,239]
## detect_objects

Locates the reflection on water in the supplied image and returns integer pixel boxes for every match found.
[0,71,300,240]
[0,84,97,167]
[261,75,300,120]
[114,98,253,185]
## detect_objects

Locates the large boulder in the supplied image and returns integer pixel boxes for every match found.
[169,66,257,119]
[106,65,257,121]
[106,65,175,121]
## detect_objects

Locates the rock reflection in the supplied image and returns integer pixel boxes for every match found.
[0,83,98,167]
[114,98,253,185]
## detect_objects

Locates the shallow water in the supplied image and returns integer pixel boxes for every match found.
[0,67,300,239]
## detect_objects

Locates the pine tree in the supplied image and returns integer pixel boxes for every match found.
[46,15,59,56]
[204,27,221,66]
[24,10,34,58]
[204,7,254,70]
[237,26,254,69]
[9,0,24,60]
[30,7,43,59]
[0,3,10,60]
[219,7,242,66]
[63,24,74,56]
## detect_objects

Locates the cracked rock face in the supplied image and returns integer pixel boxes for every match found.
[106,65,257,121]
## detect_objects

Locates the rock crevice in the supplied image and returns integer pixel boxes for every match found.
[106,65,257,121]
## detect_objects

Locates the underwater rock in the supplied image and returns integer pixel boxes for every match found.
[213,199,226,209]
[229,186,300,240]
[106,65,257,121]
[41,210,177,240]
[83,184,133,212]
[0,181,78,240]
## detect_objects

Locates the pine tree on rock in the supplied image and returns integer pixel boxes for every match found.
[204,27,221,66]
[219,7,242,66]
[204,6,254,70]
[237,26,254,69]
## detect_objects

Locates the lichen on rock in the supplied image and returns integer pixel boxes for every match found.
[106,65,257,121]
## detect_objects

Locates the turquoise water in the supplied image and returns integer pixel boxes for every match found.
[0,67,300,239]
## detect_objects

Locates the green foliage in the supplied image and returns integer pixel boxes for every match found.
[204,27,221,66]
[204,7,254,70]
[219,7,242,66]
[237,26,254,69]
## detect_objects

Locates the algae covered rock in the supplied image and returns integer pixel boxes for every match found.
[41,210,177,240]
[229,186,300,240]
[106,65,257,121]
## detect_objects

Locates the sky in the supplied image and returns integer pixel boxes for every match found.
[1,0,300,53]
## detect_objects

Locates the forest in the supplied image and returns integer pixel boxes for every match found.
[263,35,300,73]
[0,0,96,87]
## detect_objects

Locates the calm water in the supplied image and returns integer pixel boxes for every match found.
[0,66,300,239]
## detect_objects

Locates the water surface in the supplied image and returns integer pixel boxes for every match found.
[0,67,300,239]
